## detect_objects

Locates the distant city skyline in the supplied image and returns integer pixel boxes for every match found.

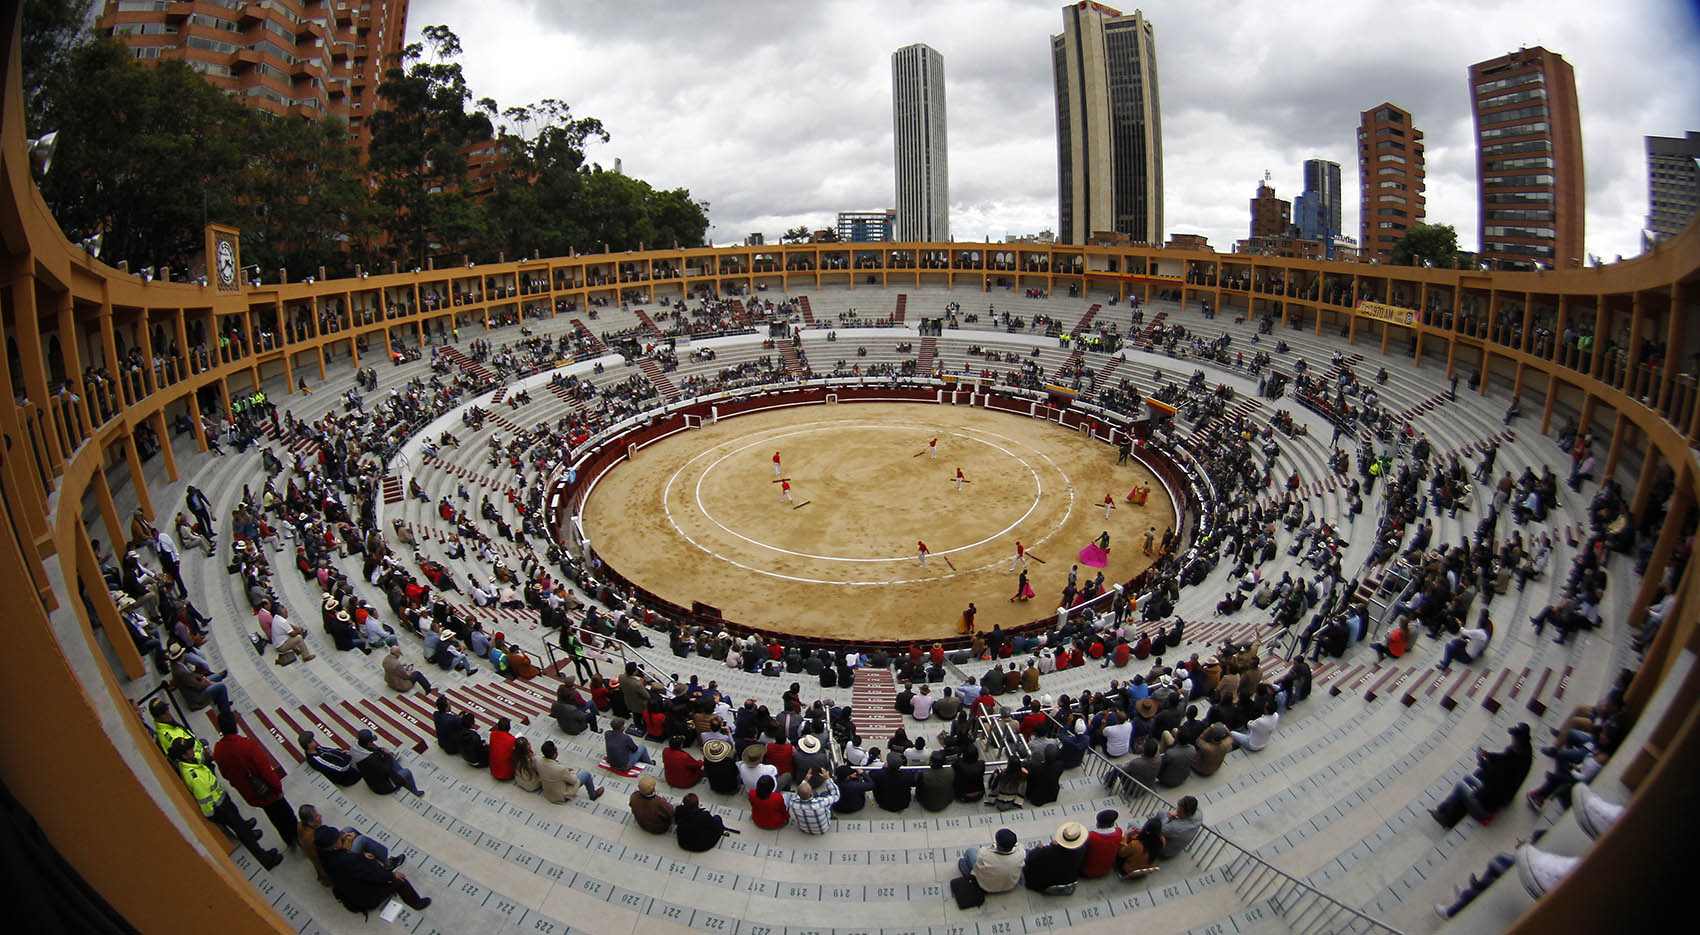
[411,0,1700,259]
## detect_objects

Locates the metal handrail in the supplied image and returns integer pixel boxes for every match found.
[1045,712,1404,935]
[535,619,674,695]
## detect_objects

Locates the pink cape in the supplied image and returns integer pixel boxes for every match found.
[1079,544,1110,568]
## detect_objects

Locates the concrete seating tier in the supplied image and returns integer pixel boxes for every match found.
[100,302,1636,935]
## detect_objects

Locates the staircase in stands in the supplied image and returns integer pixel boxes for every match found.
[636,356,680,402]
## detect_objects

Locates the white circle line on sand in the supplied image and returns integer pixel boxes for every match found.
[689,422,1044,562]
[638,415,1080,586]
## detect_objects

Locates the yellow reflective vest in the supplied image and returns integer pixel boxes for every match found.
[154,720,206,764]
[176,761,224,816]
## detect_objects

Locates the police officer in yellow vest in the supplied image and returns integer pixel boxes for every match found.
[168,737,283,870]
[148,697,206,763]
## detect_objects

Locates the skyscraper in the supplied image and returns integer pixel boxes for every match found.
[1051,3,1164,245]
[892,43,949,242]
[1294,158,1342,242]
[1645,131,1700,242]
[1468,47,1584,270]
[96,1,409,154]
[1357,104,1426,264]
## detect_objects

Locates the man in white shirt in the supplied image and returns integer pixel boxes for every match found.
[270,610,315,662]
[1102,713,1135,758]
[1438,621,1492,670]
[737,744,777,792]
[958,828,1024,893]
[1231,703,1280,753]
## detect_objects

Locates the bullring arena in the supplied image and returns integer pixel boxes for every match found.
[581,401,1176,640]
[3,21,1697,935]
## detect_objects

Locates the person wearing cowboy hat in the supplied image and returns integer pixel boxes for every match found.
[1023,821,1089,893]
[117,593,170,674]
[792,731,832,779]
[628,775,675,834]
[328,609,371,654]
[736,743,777,793]
[169,643,233,716]
[702,739,741,795]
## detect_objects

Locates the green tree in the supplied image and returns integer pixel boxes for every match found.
[781,225,811,244]
[36,40,251,271]
[34,37,373,278]
[236,116,376,278]
[1389,223,1462,268]
[22,0,93,129]
[366,25,495,268]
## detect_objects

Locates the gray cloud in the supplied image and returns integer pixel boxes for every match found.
[412,0,1700,258]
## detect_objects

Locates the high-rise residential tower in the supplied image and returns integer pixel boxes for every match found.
[96,0,410,154]
[1249,178,1290,239]
[1468,47,1584,269]
[1645,131,1700,242]
[892,43,949,242]
[1356,103,1426,264]
[1051,3,1164,245]
[1294,158,1343,242]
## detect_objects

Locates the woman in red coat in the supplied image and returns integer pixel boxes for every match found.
[663,736,704,788]
[589,675,613,711]
[749,775,789,830]
[487,717,516,780]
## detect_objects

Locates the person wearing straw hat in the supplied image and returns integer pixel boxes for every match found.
[792,732,832,779]
[737,743,777,793]
[702,739,741,795]
[169,643,232,716]
[629,776,675,834]
[1023,821,1089,893]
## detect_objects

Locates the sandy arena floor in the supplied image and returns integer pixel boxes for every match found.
[580,402,1177,642]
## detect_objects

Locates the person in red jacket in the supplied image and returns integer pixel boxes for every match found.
[1066,647,1085,669]
[1134,633,1153,659]
[211,711,296,847]
[765,739,796,790]
[929,642,945,666]
[749,775,790,829]
[589,675,613,711]
[642,701,668,741]
[1112,641,1132,667]
[487,717,516,780]
[1372,619,1412,662]
[663,736,704,788]
[1081,809,1124,878]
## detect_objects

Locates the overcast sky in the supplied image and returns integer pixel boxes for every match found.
[409,0,1700,258]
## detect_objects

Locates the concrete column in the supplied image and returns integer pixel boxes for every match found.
[55,290,94,438]
[1588,294,1606,378]
[10,261,65,470]
[1539,370,1559,435]
[1624,291,1645,397]
[1603,411,1631,480]
[152,410,177,484]
[1657,280,1683,412]
[121,430,154,521]
[137,310,158,398]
